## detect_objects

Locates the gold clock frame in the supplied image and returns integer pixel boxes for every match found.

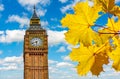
[29,35,44,48]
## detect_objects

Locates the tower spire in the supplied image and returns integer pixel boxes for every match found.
[31,5,39,19]
[34,5,35,10]
[29,5,42,30]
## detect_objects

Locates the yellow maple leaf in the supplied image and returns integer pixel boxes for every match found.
[95,26,115,46]
[90,53,109,75]
[96,18,120,45]
[111,6,120,17]
[109,37,120,71]
[112,37,120,46]
[61,2,101,46]
[97,0,120,16]
[70,43,109,75]
[107,18,120,32]
[92,0,102,6]
[94,30,111,46]
[65,26,99,46]
[109,47,120,71]
[94,18,120,46]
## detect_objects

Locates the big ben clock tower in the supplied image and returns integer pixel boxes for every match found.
[24,6,49,79]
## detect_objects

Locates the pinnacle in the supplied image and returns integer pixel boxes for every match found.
[31,5,39,19]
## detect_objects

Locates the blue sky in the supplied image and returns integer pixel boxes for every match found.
[0,0,120,79]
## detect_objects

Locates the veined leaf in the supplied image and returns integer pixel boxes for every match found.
[65,26,99,46]
[107,18,120,32]
[91,52,109,76]
[70,43,109,76]
[61,2,101,46]
[97,0,120,16]
[109,38,120,71]
[109,47,120,71]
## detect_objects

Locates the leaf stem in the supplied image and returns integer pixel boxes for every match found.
[98,32,120,34]
[94,34,117,55]
[95,41,109,55]
[94,24,115,32]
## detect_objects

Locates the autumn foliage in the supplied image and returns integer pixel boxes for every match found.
[61,0,120,76]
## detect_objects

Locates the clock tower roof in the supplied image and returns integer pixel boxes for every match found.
[31,5,39,19]
[28,5,42,30]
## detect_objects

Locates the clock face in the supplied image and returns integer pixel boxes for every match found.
[30,37,42,47]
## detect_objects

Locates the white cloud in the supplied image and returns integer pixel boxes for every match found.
[0,4,4,11]
[60,4,73,13]
[18,0,50,6]
[0,4,4,18]
[48,60,58,64]
[47,30,67,46]
[0,56,23,70]
[57,46,66,52]
[37,9,47,16]
[48,60,59,73]
[67,44,80,50]
[62,55,71,61]
[60,0,81,13]
[6,14,49,28]
[51,18,58,21]
[41,20,49,28]
[18,0,39,6]
[49,66,59,73]
[0,64,18,70]
[59,0,68,3]
[0,31,4,34]
[88,1,94,6]
[27,6,47,17]
[3,56,23,63]
[59,0,120,13]
[56,62,74,67]
[51,25,64,29]
[48,59,78,79]
[29,7,47,17]
[60,0,94,14]
[0,50,2,55]
[0,30,25,43]
[1,56,119,79]
[115,0,120,3]
[0,29,67,45]
[18,0,50,17]
[6,15,29,28]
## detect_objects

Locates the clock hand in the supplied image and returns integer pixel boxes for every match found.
[35,41,38,44]
[32,41,38,46]
[32,41,37,45]
[32,42,35,44]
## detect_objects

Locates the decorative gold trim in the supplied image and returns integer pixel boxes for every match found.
[29,36,44,48]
